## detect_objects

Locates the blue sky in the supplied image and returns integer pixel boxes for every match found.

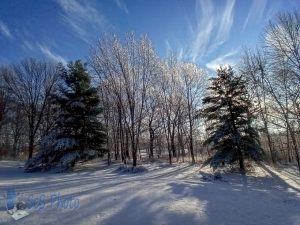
[0,0,298,71]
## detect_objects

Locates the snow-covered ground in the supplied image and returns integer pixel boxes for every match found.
[0,160,300,225]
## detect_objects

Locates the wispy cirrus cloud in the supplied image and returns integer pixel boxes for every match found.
[215,0,235,47]
[242,0,268,31]
[56,0,107,44]
[165,39,171,54]
[206,50,238,71]
[38,43,67,64]
[22,39,34,51]
[114,0,129,14]
[164,38,187,61]
[189,0,236,62]
[0,20,13,39]
[190,0,214,61]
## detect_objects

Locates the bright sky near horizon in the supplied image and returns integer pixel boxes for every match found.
[0,0,298,71]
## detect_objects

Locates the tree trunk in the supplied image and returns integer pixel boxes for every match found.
[288,125,300,171]
[189,134,195,164]
[166,119,172,165]
[132,147,137,167]
[171,132,176,158]
[107,151,111,165]
[286,128,291,163]
[187,96,195,164]
[263,122,276,163]
[177,123,184,163]
[238,147,245,172]
[114,141,119,160]
[106,135,111,166]
[28,134,34,160]
[125,130,130,159]
[167,138,172,165]
[149,127,154,159]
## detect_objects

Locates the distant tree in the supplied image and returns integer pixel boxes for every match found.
[202,66,262,171]
[25,61,106,171]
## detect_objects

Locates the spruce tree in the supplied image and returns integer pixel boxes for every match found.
[202,66,262,171]
[25,60,106,171]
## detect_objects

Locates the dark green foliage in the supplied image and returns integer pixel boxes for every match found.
[202,66,262,171]
[53,61,106,157]
[25,60,106,171]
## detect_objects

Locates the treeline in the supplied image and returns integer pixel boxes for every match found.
[89,35,207,166]
[241,12,300,170]
[0,36,208,168]
[0,11,299,171]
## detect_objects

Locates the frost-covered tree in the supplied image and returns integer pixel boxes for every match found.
[25,61,106,171]
[180,62,207,164]
[202,66,262,171]
[90,34,159,166]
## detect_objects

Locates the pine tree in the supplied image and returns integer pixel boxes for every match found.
[25,60,106,171]
[202,66,262,171]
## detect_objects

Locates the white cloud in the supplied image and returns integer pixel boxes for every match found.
[22,40,34,50]
[165,39,172,54]
[38,44,67,64]
[56,0,107,43]
[164,38,187,61]
[0,20,13,39]
[206,50,238,71]
[242,0,268,31]
[190,0,214,62]
[190,0,236,62]
[114,0,129,14]
[178,48,184,61]
[215,0,235,47]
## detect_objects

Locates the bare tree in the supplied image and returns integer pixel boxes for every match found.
[239,12,300,171]
[266,11,300,81]
[265,12,300,170]
[1,58,59,159]
[240,50,276,163]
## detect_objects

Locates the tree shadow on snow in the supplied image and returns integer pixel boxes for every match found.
[2,161,300,225]
[167,168,300,225]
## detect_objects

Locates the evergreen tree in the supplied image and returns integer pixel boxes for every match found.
[202,66,262,171]
[25,60,106,171]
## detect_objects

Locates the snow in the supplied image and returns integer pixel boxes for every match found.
[53,138,77,151]
[0,160,300,225]
[60,152,79,166]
